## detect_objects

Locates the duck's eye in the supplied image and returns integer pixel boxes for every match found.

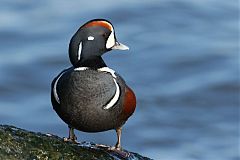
[102,33,108,38]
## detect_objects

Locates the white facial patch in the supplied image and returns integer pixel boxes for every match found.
[88,36,94,41]
[98,67,120,110]
[77,42,82,60]
[106,31,115,49]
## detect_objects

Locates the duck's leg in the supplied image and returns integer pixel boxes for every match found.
[115,127,122,150]
[95,127,123,150]
[104,127,130,157]
[64,126,77,143]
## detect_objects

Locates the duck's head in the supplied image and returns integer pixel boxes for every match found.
[69,19,129,67]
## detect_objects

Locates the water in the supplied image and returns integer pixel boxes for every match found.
[0,0,239,159]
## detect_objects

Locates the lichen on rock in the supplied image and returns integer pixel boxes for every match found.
[0,125,151,160]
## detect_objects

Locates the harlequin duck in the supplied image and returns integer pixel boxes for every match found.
[51,19,136,149]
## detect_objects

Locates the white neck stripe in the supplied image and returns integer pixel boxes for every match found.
[97,67,116,78]
[74,67,89,71]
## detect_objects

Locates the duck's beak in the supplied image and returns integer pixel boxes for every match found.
[111,42,129,50]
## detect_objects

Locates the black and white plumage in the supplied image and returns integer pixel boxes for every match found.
[51,19,136,149]
[52,66,126,131]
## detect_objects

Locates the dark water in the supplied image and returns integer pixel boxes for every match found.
[0,0,239,159]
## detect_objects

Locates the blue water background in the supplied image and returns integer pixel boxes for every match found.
[0,0,239,159]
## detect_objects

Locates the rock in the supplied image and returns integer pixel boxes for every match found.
[0,125,152,160]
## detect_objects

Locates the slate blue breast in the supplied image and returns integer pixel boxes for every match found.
[52,67,126,132]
